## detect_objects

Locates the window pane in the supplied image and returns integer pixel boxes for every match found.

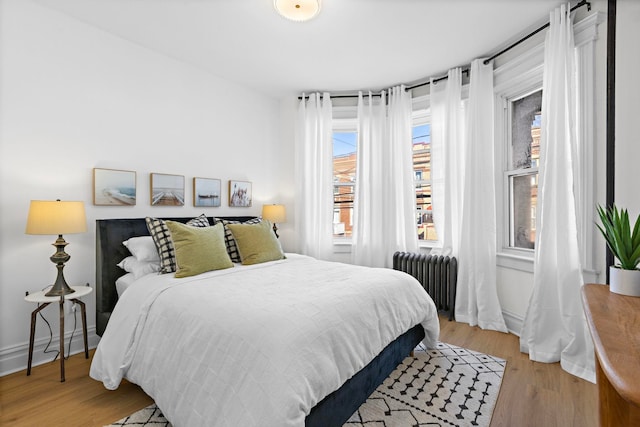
[333,132,356,237]
[511,90,542,169]
[510,173,538,249]
[333,184,353,237]
[416,183,437,241]
[413,123,436,241]
[412,125,431,181]
[509,90,541,249]
[333,132,357,181]
[413,124,431,144]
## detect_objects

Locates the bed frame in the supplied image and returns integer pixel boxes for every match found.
[95,217,425,427]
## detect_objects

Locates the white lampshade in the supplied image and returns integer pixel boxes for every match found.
[262,204,286,223]
[274,0,320,22]
[25,200,87,235]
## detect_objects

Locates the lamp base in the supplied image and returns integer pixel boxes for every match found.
[45,281,75,297]
[44,235,76,297]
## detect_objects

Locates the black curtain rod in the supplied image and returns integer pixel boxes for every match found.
[483,0,591,65]
[298,69,470,100]
[299,0,591,101]
[406,68,470,91]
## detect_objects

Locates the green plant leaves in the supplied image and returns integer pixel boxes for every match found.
[597,204,640,270]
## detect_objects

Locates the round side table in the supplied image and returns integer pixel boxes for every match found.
[25,285,92,382]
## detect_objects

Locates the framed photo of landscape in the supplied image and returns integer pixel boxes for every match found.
[228,180,252,207]
[93,168,136,206]
[193,177,221,207]
[150,173,185,206]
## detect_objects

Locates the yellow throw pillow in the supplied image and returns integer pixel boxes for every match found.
[226,220,285,265]
[165,221,233,278]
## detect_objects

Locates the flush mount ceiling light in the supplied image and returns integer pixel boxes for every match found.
[274,0,321,22]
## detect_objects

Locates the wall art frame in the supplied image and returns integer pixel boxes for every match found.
[150,173,185,206]
[193,177,221,207]
[228,180,252,207]
[93,168,137,206]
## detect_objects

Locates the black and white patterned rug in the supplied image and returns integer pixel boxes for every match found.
[107,342,505,427]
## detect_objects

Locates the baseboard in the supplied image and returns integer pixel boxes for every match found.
[0,327,100,377]
[502,310,524,337]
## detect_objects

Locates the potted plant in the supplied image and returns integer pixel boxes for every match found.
[596,204,640,297]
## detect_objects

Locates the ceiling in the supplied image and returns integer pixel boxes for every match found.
[34,0,570,98]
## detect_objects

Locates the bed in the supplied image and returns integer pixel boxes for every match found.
[91,216,440,427]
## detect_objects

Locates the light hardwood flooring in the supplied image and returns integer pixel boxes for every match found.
[0,315,597,426]
[439,317,597,427]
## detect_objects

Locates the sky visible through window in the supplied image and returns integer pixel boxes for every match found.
[413,124,430,145]
[333,124,431,157]
[333,132,356,157]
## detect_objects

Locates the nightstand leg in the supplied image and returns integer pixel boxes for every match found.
[74,299,89,358]
[27,303,50,376]
[59,296,65,382]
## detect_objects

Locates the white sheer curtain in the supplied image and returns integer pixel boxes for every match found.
[430,68,464,256]
[519,4,595,383]
[352,92,386,267]
[352,87,418,267]
[455,59,507,332]
[386,86,420,258]
[295,92,334,260]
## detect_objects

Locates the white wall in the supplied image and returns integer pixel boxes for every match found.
[614,0,640,215]
[0,0,294,375]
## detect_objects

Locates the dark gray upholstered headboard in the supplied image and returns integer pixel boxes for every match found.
[95,216,257,336]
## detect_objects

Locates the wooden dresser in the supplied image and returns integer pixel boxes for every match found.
[582,283,640,426]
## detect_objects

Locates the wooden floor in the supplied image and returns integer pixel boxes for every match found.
[0,315,597,426]
[439,317,598,427]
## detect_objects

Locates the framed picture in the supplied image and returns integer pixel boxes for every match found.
[228,180,252,207]
[193,177,221,207]
[93,168,136,206]
[150,173,185,206]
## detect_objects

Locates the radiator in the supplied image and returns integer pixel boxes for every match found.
[392,251,458,321]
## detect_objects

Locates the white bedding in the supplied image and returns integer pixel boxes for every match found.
[91,254,440,427]
[115,272,136,296]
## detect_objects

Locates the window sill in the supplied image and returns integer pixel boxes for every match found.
[332,240,438,254]
[418,241,438,249]
[497,251,534,273]
[497,251,601,282]
[332,239,352,254]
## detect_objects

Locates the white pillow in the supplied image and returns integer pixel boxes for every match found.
[117,256,161,279]
[123,236,160,263]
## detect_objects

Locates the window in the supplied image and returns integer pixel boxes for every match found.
[413,122,437,241]
[333,131,357,237]
[506,90,541,250]
[332,122,436,242]
[330,112,435,243]
[483,14,598,277]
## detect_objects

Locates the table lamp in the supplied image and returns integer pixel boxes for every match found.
[262,204,286,238]
[25,200,87,296]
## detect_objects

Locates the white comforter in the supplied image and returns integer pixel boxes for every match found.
[91,254,440,427]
